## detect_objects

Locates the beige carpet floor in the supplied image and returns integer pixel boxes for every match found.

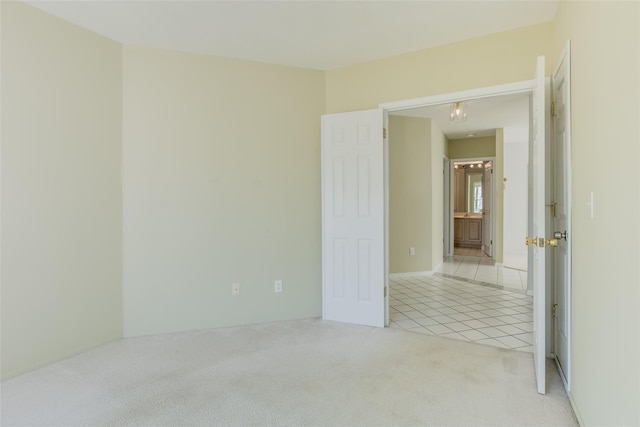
[1,319,577,426]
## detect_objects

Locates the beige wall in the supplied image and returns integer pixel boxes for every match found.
[4,8,639,424]
[553,1,640,425]
[388,116,446,274]
[429,121,447,269]
[388,116,430,274]
[325,22,553,113]
[448,136,496,159]
[1,3,123,379]
[122,46,325,337]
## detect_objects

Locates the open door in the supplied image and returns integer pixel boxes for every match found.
[321,109,385,327]
[528,55,547,394]
[552,42,572,390]
[482,162,492,257]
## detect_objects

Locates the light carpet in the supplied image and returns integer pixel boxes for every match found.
[1,319,577,426]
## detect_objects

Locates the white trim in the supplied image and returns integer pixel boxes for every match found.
[380,80,535,280]
[443,156,451,257]
[380,79,538,340]
[567,392,584,427]
[379,80,535,112]
[389,271,435,279]
[384,112,390,327]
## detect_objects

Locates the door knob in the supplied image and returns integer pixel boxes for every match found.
[553,231,568,241]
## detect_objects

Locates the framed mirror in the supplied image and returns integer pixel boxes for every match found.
[467,173,483,213]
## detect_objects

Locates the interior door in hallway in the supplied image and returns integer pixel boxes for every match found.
[529,55,547,395]
[321,109,385,328]
[552,43,571,389]
[482,161,492,257]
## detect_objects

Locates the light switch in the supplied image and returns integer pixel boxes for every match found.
[586,191,594,219]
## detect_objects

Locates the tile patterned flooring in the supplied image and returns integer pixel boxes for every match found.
[389,261,533,352]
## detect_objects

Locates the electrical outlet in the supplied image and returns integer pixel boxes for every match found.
[232,283,240,296]
[410,247,415,256]
[274,280,283,293]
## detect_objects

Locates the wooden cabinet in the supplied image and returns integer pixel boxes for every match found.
[454,217,482,248]
[454,218,465,244]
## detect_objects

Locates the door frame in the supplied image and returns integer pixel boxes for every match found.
[449,156,496,259]
[378,79,556,384]
[443,156,451,257]
[379,79,552,361]
[380,80,535,268]
[378,69,571,390]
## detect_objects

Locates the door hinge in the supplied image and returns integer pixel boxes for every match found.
[490,240,493,245]
[383,128,387,139]
[491,168,493,174]
[552,303,558,318]
[384,287,388,297]
[551,101,558,117]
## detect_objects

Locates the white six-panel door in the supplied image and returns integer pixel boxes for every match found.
[552,43,571,389]
[321,109,385,327]
[531,55,547,395]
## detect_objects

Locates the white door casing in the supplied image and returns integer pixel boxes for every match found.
[552,42,572,390]
[443,157,450,257]
[321,109,385,328]
[482,162,493,257]
[530,55,547,395]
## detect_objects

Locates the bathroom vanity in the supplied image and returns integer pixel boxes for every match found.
[454,213,483,248]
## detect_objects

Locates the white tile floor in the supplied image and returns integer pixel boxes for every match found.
[437,256,529,292]
[389,271,533,352]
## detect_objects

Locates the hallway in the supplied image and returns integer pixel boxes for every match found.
[388,260,532,351]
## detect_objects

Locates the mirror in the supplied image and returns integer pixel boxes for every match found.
[467,173,483,213]
[454,161,487,213]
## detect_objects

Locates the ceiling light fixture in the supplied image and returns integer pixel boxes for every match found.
[450,101,468,122]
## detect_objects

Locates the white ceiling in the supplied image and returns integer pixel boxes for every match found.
[390,93,530,140]
[25,0,558,70]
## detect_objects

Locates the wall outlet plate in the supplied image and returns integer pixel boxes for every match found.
[232,283,240,296]
[274,280,283,293]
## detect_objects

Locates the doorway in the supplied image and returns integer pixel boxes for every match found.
[322,59,571,393]
[451,158,494,259]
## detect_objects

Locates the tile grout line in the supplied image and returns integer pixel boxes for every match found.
[389,273,533,351]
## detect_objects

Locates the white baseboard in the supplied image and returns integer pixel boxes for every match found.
[389,271,435,279]
[432,261,443,273]
[503,253,528,271]
[567,392,583,426]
